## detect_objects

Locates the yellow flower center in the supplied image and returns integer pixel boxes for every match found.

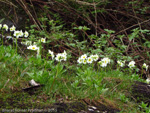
[32,47,36,50]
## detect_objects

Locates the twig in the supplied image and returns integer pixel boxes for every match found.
[70,0,102,6]
[115,19,150,35]
[16,0,41,31]
[0,0,17,7]
[3,79,10,89]
[93,1,97,36]
[131,0,145,39]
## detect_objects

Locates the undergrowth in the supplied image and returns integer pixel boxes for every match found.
[0,29,149,112]
[0,0,150,112]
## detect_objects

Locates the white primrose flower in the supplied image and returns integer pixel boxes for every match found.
[77,57,83,64]
[101,57,111,64]
[90,54,99,61]
[146,78,150,84]
[10,25,16,32]
[101,62,107,67]
[81,54,87,60]
[48,50,54,59]
[19,30,24,37]
[27,46,32,50]
[40,38,46,43]
[128,61,135,68]
[13,30,21,38]
[24,31,29,38]
[2,24,8,31]
[83,59,87,64]
[0,24,2,29]
[55,53,63,62]
[143,63,148,71]
[61,54,67,61]
[117,60,125,67]
[98,61,107,67]
[87,57,93,64]
[27,45,39,51]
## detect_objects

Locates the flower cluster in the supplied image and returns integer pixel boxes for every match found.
[13,30,23,38]
[117,60,149,71]
[1,23,149,74]
[22,37,46,47]
[25,37,48,57]
[48,50,68,62]
[98,57,111,67]
[55,50,67,62]
[76,53,149,72]
[0,24,29,38]
[77,54,99,64]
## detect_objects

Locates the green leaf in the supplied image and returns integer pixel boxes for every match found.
[104,29,115,34]
[78,26,83,30]
[129,28,139,41]
[0,18,4,23]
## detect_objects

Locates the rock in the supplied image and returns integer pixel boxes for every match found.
[29,79,40,86]
[22,79,44,94]
[132,81,150,106]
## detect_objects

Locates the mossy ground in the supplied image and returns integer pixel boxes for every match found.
[1,79,149,113]
[0,88,87,113]
[0,44,149,113]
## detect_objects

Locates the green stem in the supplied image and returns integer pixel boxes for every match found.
[130,69,133,76]
[44,58,47,70]
[97,63,99,72]
[92,63,94,70]
[117,65,120,71]
[40,42,42,55]
[141,67,143,78]
[12,37,15,49]
[83,32,85,41]
[2,30,3,46]
[49,63,59,93]
[37,48,41,58]
[101,66,102,72]
[37,41,42,58]
[16,38,17,53]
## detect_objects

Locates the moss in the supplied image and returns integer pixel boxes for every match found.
[0,90,87,112]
